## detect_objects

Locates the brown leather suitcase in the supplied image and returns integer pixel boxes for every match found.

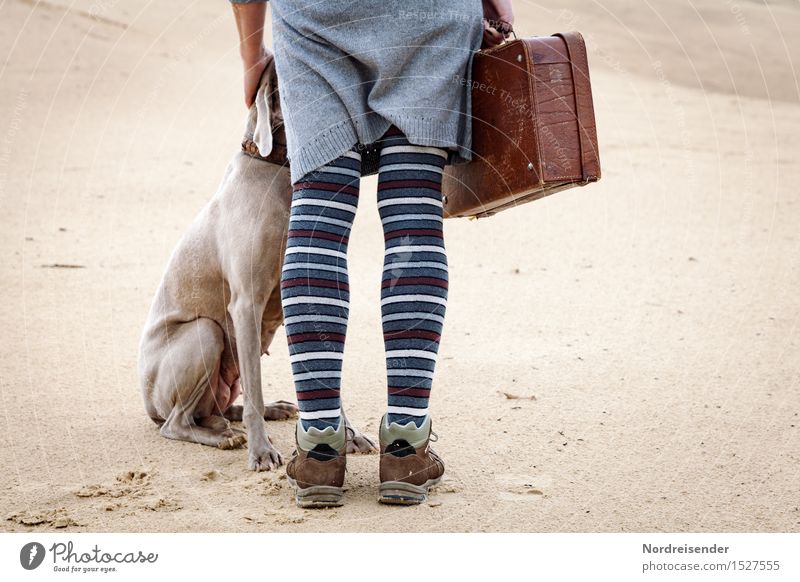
[442,31,601,218]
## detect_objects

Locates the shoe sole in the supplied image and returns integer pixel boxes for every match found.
[378,477,442,505]
[286,476,344,508]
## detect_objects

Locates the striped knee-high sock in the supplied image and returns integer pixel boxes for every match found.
[280,149,362,432]
[377,133,449,428]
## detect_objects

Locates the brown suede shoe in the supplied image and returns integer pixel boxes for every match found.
[285,420,347,508]
[378,414,444,505]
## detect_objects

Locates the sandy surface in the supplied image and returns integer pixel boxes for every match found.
[1,0,798,532]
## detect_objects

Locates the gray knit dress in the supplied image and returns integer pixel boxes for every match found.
[231,0,484,184]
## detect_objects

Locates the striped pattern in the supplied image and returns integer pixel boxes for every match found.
[280,150,362,430]
[378,132,448,427]
[280,130,449,431]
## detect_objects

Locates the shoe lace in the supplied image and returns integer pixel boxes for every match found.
[429,430,439,443]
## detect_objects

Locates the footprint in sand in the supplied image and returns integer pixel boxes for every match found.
[428,477,461,495]
[6,508,80,529]
[76,470,151,499]
[494,473,553,501]
[201,470,222,482]
[241,472,287,496]
[74,469,181,513]
[143,498,182,512]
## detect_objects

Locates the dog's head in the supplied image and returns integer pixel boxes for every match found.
[242,57,289,166]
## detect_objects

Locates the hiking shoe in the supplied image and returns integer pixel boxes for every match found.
[286,420,347,508]
[378,414,444,505]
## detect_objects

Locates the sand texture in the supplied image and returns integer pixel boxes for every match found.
[1,0,798,532]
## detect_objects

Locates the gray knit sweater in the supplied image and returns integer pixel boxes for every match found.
[230,0,484,183]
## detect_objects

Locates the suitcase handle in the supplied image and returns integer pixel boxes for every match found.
[483,18,516,47]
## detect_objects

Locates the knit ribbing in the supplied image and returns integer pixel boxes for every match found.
[289,112,472,186]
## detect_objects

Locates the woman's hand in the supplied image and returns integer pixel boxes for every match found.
[242,46,274,109]
[481,0,515,48]
[232,2,271,108]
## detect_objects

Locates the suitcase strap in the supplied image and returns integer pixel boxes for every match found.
[554,31,593,183]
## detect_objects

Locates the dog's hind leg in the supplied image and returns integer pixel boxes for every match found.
[160,399,248,450]
[160,384,245,449]
[223,400,298,422]
[155,318,246,449]
[195,415,247,450]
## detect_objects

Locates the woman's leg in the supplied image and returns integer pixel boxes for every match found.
[280,149,362,432]
[377,130,449,428]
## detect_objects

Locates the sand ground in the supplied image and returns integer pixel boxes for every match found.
[1,0,798,532]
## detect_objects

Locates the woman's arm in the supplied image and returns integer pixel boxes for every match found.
[230,0,272,107]
[481,0,515,48]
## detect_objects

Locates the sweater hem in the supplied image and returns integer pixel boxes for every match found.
[289,113,473,183]
[380,113,473,166]
[290,120,360,184]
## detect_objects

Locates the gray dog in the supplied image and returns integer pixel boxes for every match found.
[138,59,375,471]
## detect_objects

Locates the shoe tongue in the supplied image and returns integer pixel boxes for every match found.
[306,425,336,437]
[297,422,346,452]
[381,415,431,450]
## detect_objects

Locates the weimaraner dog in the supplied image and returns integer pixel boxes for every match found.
[138,59,375,471]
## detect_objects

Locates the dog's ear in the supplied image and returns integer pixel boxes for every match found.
[243,57,280,158]
[264,57,284,130]
[252,59,274,157]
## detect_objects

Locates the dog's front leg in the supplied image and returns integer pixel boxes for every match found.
[229,294,283,471]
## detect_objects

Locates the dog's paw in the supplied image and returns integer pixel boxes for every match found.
[247,441,283,472]
[263,400,299,421]
[218,434,247,450]
[347,432,378,454]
